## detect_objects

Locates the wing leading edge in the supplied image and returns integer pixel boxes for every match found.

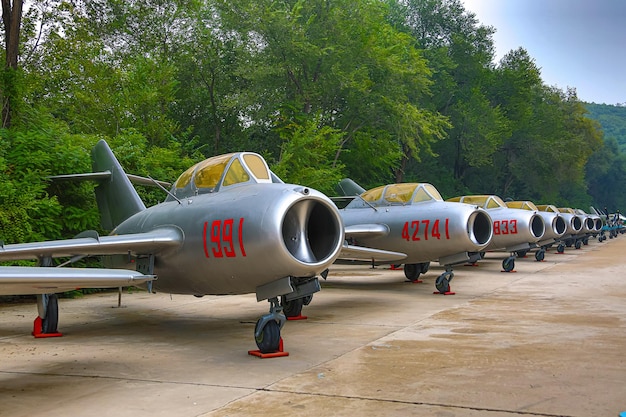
[0,228,183,261]
[0,267,154,295]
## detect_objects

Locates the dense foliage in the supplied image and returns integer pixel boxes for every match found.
[0,0,623,245]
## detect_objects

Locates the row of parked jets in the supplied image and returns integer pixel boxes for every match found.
[1,141,623,354]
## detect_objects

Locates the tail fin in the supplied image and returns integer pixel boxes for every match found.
[335,178,366,196]
[91,140,146,230]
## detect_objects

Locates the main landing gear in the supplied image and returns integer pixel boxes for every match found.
[403,262,430,283]
[33,293,62,338]
[402,262,454,295]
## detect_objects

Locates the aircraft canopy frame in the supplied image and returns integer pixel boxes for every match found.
[169,152,272,200]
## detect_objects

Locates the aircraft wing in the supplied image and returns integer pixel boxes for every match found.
[0,267,154,295]
[340,243,407,262]
[0,228,182,261]
[344,224,390,240]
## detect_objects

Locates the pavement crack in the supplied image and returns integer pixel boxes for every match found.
[261,387,580,417]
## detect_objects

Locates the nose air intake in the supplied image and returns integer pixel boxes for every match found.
[282,198,342,264]
[469,211,492,246]
[554,216,567,235]
[531,214,545,238]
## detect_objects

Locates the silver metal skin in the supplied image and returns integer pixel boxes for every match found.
[107,184,344,296]
[340,183,493,265]
[449,195,545,253]
[505,201,566,247]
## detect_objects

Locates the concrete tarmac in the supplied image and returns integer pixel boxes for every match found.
[1,236,625,416]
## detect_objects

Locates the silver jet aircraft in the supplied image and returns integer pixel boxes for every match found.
[505,200,567,259]
[536,205,583,252]
[447,195,545,272]
[337,180,493,294]
[0,140,349,354]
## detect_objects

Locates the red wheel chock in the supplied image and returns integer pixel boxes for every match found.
[433,290,456,295]
[286,315,307,321]
[32,317,63,338]
[407,279,423,284]
[248,338,289,358]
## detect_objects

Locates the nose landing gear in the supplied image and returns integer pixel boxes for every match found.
[249,297,289,358]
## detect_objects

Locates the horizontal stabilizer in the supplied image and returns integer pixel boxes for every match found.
[0,267,154,295]
[344,224,389,239]
[49,171,171,189]
[339,243,406,262]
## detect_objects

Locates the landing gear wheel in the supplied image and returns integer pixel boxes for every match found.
[574,240,582,249]
[420,262,430,274]
[435,274,451,293]
[302,294,313,306]
[502,256,515,272]
[281,296,304,318]
[557,243,565,253]
[583,237,589,245]
[42,294,59,334]
[515,250,528,258]
[254,319,280,354]
[403,264,421,282]
[535,249,545,262]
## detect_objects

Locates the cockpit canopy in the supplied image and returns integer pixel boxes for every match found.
[447,195,507,209]
[348,183,443,208]
[536,204,560,213]
[505,201,539,211]
[167,152,273,200]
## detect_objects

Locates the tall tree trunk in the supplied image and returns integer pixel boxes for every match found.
[1,0,23,128]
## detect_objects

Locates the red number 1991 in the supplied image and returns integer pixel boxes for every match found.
[203,218,247,258]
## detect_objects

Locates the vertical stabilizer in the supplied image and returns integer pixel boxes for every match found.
[91,140,146,230]
[336,178,367,196]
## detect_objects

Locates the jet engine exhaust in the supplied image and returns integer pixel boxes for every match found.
[468,211,492,246]
[282,198,343,265]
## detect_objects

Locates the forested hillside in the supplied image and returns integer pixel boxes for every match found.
[586,103,626,151]
[0,0,623,245]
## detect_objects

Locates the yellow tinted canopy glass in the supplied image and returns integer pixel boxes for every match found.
[384,184,418,203]
[361,186,385,202]
[243,154,270,180]
[194,154,233,189]
[223,158,250,186]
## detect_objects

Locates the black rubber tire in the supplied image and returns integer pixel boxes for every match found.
[435,275,450,293]
[403,264,421,282]
[420,262,430,274]
[502,257,515,272]
[281,296,304,318]
[575,240,582,249]
[535,250,545,262]
[557,243,565,253]
[42,294,59,334]
[255,319,280,354]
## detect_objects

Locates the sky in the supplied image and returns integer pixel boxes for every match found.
[461,0,626,105]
